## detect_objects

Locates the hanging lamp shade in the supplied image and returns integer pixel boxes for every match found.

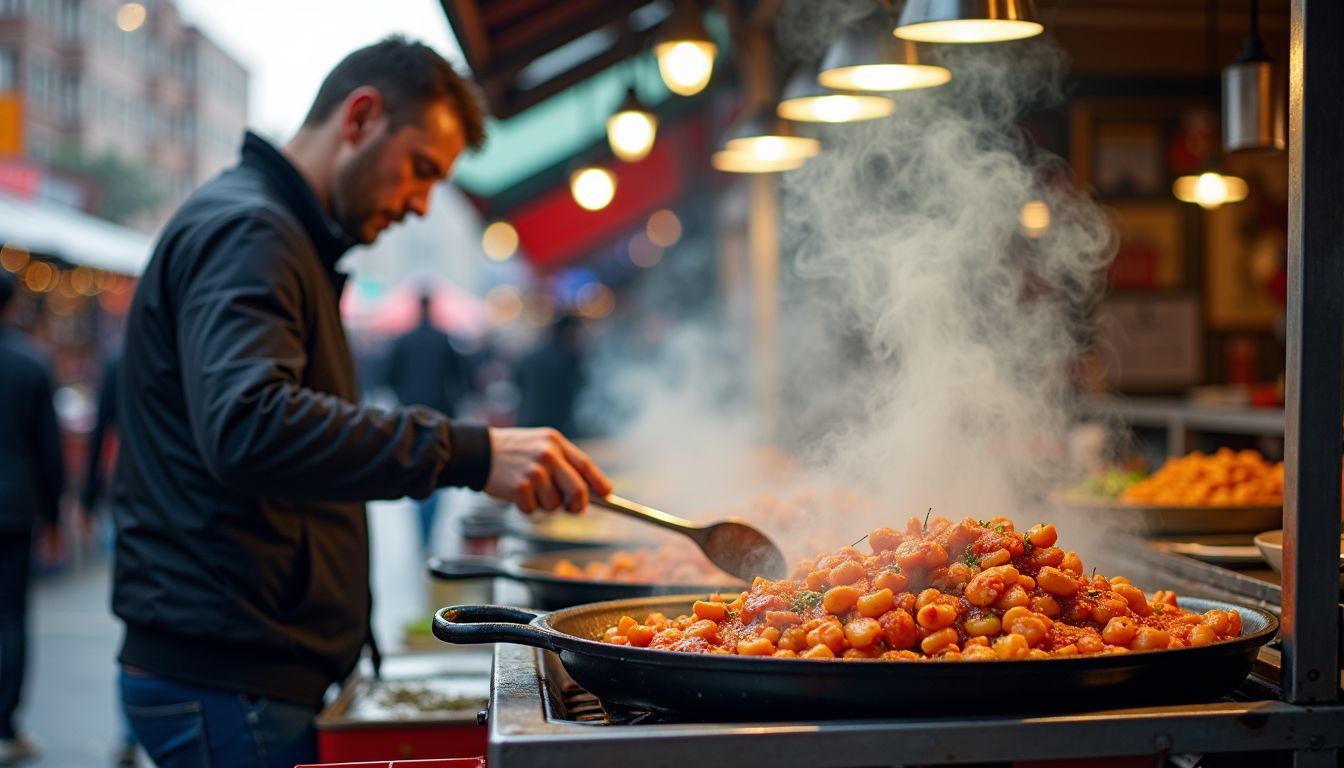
[1222,1,1284,153]
[607,87,659,162]
[820,21,951,91]
[895,0,1043,44]
[713,111,819,173]
[777,66,894,124]
[1172,171,1249,210]
[654,1,717,96]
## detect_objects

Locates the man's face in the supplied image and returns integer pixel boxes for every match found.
[331,98,466,245]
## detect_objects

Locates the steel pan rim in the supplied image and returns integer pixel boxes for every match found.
[478,547,746,593]
[532,593,1278,671]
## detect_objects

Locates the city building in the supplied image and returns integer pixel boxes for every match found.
[0,0,248,228]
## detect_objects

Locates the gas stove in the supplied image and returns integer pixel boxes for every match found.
[477,642,1341,768]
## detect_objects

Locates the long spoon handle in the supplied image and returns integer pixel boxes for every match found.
[591,494,707,542]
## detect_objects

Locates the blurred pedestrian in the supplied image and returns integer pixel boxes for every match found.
[76,352,141,767]
[385,291,472,551]
[80,353,119,549]
[515,314,585,437]
[0,270,65,765]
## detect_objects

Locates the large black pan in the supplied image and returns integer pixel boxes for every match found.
[433,594,1278,720]
[427,549,743,611]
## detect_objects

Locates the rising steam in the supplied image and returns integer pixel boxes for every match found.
[585,8,1115,548]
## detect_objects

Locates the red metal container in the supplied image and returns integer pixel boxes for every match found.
[315,654,490,764]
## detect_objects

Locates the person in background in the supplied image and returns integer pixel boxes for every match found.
[385,290,473,552]
[77,351,141,768]
[111,37,611,768]
[0,270,65,765]
[515,314,585,437]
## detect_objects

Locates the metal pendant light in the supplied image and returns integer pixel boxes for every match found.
[713,111,820,174]
[777,65,895,124]
[895,0,1043,44]
[607,87,658,162]
[820,18,951,92]
[1172,172,1250,209]
[654,0,717,97]
[1174,0,1250,209]
[1223,0,1284,153]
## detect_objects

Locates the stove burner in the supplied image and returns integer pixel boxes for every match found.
[557,683,664,725]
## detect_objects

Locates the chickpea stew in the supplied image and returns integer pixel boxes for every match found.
[600,515,1244,660]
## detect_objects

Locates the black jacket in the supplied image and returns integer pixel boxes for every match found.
[385,320,470,415]
[112,132,491,708]
[0,329,64,533]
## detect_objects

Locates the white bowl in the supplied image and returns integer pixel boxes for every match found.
[1252,529,1344,588]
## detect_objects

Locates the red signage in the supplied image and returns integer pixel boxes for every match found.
[511,139,687,270]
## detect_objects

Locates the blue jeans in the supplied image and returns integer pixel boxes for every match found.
[119,667,318,768]
[418,491,440,552]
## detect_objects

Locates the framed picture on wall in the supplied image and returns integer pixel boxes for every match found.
[1106,202,1187,290]
[1070,97,1219,197]
[1203,152,1288,331]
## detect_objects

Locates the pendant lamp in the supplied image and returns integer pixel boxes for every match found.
[820,19,951,92]
[777,65,894,124]
[895,0,1043,44]
[655,0,717,97]
[1222,0,1284,153]
[607,87,658,162]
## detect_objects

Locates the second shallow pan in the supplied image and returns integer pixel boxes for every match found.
[427,549,743,611]
[434,594,1278,720]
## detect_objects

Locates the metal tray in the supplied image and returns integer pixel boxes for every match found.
[1052,493,1281,535]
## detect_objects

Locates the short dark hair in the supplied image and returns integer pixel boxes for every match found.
[303,36,487,150]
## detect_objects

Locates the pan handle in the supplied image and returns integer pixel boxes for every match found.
[432,604,562,652]
[427,555,514,581]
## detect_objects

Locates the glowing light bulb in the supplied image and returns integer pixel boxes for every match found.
[777,94,893,124]
[606,109,658,162]
[482,221,519,261]
[655,41,716,96]
[570,167,616,211]
[116,2,146,31]
[1172,172,1249,209]
[1020,200,1050,238]
[894,19,1043,44]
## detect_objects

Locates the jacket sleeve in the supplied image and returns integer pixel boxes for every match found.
[32,362,65,526]
[174,215,491,501]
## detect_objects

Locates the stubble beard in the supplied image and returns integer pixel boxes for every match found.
[331,137,388,245]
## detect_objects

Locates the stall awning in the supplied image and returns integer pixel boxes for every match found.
[0,192,153,276]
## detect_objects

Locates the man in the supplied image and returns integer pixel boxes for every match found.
[112,37,611,767]
[385,291,472,551]
[0,271,65,765]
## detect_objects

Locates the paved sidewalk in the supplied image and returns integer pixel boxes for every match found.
[21,493,467,767]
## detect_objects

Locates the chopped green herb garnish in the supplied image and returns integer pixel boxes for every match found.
[1086,590,1101,598]
[977,519,1008,534]
[961,545,981,569]
[725,609,739,621]
[1154,604,1165,615]
[888,563,903,574]
[1021,534,1034,554]
[790,591,823,613]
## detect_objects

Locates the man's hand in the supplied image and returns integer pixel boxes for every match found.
[484,428,613,514]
